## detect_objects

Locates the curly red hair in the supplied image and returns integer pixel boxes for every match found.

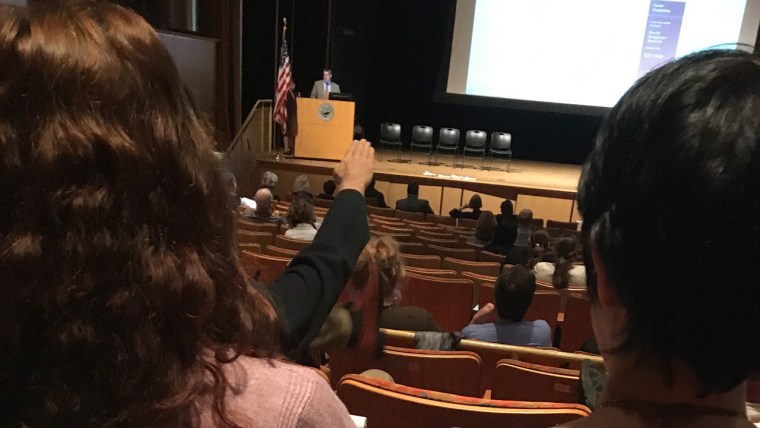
[0,1,278,426]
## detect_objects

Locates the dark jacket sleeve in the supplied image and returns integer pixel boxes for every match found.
[425,202,434,214]
[268,189,370,363]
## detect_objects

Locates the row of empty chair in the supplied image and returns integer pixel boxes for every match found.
[378,123,513,170]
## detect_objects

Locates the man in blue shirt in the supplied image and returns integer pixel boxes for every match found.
[462,265,552,347]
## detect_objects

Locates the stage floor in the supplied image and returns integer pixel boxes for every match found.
[259,150,582,200]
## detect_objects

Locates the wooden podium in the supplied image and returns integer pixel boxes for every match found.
[295,97,354,161]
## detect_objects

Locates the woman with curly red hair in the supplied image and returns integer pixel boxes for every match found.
[0,1,372,426]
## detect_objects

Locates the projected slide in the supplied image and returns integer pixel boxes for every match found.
[638,2,686,77]
[447,0,757,109]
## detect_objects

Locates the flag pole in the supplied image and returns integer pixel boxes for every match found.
[271,17,291,155]
[272,1,278,154]
[272,17,288,155]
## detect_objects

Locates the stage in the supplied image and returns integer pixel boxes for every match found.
[252,150,583,222]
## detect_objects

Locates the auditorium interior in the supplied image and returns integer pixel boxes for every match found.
[40,0,760,425]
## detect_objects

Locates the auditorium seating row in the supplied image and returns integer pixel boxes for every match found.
[234,204,597,426]
[328,328,603,401]
[235,202,593,348]
[378,123,514,171]
[337,373,590,427]
[237,244,592,352]
[250,198,581,241]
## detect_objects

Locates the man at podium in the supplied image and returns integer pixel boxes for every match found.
[310,68,341,99]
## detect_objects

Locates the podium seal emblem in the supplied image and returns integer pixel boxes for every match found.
[317,102,334,122]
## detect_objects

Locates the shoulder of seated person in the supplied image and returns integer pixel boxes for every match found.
[208,356,342,425]
[226,356,324,389]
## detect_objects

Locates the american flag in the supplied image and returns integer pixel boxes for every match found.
[273,39,292,134]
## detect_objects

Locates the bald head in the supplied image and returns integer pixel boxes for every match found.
[254,188,273,216]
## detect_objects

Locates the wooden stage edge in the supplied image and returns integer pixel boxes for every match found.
[257,151,582,201]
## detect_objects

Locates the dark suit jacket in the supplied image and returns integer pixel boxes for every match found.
[365,187,387,208]
[395,195,434,214]
[285,89,298,138]
[486,214,518,255]
[268,189,369,364]
[380,305,440,332]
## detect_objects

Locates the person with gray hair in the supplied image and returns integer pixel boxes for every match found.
[258,170,280,201]
[514,208,534,247]
[290,174,314,202]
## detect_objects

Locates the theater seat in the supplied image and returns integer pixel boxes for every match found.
[492,359,581,403]
[337,374,591,428]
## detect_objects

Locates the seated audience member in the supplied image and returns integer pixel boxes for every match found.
[527,230,556,263]
[449,194,483,219]
[285,195,320,242]
[395,182,434,214]
[504,209,536,264]
[353,124,365,140]
[247,188,285,224]
[352,236,440,332]
[508,228,555,266]
[364,178,388,208]
[225,172,242,212]
[292,174,313,200]
[485,199,518,254]
[496,199,517,224]
[258,170,280,201]
[566,50,760,427]
[0,2,375,426]
[462,265,551,346]
[514,208,534,246]
[318,179,337,200]
[533,234,586,289]
[467,211,497,247]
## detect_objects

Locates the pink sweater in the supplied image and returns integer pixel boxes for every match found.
[194,356,354,427]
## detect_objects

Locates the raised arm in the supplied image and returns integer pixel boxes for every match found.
[268,140,374,363]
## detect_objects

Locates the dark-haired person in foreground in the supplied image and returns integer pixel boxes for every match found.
[567,49,760,427]
[462,265,551,347]
[0,2,372,426]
